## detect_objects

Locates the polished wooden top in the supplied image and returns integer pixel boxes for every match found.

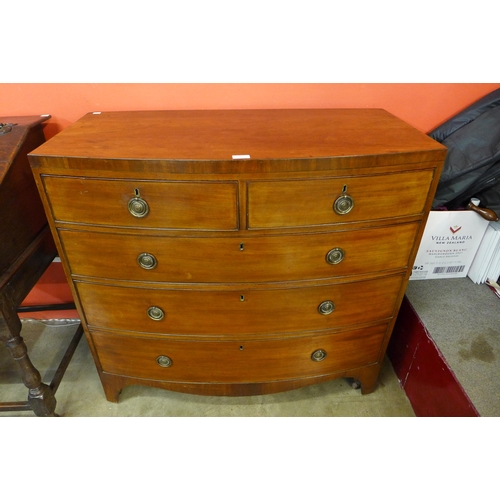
[29,109,447,166]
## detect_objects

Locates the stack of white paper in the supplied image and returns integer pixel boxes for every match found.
[468,220,500,284]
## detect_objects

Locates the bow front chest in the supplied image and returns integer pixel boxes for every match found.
[28,109,447,402]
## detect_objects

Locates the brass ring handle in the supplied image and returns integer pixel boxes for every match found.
[0,123,14,135]
[311,349,327,362]
[156,355,172,368]
[147,306,165,321]
[137,252,157,270]
[318,300,335,315]
[128,197,149,218]
[326,247,345,265]
[333,194,354,215]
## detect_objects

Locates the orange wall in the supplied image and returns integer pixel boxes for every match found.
[2,83,499,137]
[7,82,497,318]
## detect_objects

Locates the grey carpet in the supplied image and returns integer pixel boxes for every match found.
[406,278,500,416]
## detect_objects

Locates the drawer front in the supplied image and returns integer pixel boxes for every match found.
[92,324,388,383]
[77,274,404,335]
[61,223,419,282]
[42,176,238,230]
[247,170,434,228]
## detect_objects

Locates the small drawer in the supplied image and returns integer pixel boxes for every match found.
[91,323,388,383]
[77,273,404,335]
[60,222,419,282]
[42,175,239,230]
[247,170,434,228]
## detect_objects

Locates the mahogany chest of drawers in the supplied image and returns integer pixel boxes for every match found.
[28,109,447,402]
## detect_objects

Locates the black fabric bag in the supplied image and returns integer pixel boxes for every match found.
[430,87,500,213]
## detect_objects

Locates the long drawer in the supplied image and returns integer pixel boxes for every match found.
[60,222,419,283]
[92,323,388,383]
[77,273,404,335]
[247,170,434,228]
[42,176,239,230]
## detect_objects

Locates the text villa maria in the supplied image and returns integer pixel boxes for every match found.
[431,235,473,244]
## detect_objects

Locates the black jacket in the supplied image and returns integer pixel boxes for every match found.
[430,87,500,212]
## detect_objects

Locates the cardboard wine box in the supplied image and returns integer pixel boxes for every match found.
[410,211,490,280]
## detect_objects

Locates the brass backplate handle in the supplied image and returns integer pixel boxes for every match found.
[326,247,345,265]
[333,193,354,215]
[318,300,335,315]
[128,196,149,218]
[147,306,165,321]
[311,349,327,362]
[156,355,172,368]
[137,252,157,270]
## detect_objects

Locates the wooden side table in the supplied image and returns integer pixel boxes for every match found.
[0,116,82,417]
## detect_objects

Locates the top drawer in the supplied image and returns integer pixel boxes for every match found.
[42,176,239,231]
[247,170,434,228]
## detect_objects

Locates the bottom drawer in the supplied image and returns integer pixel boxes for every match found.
[92,324,388,384]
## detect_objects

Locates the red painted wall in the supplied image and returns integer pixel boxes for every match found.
[3,82,497,318]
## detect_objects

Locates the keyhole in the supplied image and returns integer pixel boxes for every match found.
[240,295,245,302]
[342,184,347,193]
[239,243,244,251]
[239,345,244,351]
[134,188,140,197]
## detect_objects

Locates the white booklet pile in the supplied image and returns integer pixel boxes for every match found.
[468,220,500,284]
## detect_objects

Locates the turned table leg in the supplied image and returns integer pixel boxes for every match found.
[4,336,57,416]
[0,306,57,417]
